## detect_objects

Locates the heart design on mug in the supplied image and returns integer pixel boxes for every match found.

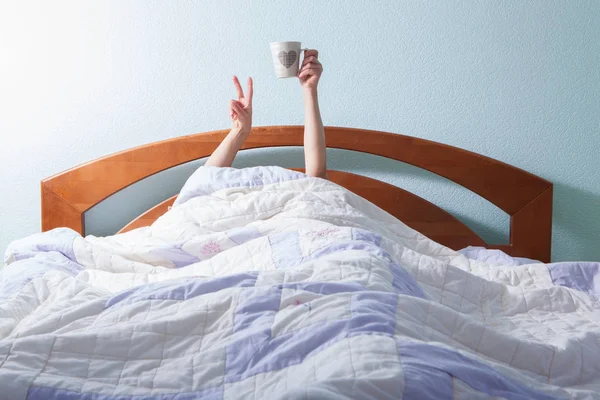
[278,50,297,69]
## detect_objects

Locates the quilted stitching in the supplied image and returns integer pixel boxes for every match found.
[1,166,598,399]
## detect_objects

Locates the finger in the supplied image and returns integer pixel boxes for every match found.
[230,100,246,117]
[230,99,243,111]
[298,69,316,79]
[302,55,317,64]
[300,67,323,74]
[229,100,237,119]
[229,99,244,110]
[304,49,318,58]
[247,77,253,105]
[232,75,244,100]
[299,65,323,74]
[301,56,318,66]
[300,62,322,70]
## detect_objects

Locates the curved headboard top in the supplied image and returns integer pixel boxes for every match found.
[41,126,553,262]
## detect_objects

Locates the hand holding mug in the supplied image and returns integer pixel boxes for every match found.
[298,49,322,92]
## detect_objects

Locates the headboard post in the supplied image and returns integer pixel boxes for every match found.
[509,186,553,262]
[41,183,84,234]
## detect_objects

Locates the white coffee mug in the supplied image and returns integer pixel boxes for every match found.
[270,41,307,78]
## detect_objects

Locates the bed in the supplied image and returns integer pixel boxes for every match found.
[2,126,599,399]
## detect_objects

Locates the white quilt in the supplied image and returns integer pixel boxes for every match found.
[1,166,600,399]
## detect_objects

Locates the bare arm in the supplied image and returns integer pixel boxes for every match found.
[302,89,326,178]
[298,50,326,178]
[205,127,249,167]
[205,76,253,167]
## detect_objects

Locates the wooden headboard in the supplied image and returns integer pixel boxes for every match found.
[41,126,553,262]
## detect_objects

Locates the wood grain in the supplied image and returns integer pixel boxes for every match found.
[42,126,553,262]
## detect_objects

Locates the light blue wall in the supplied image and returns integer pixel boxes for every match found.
[1,1,599,262]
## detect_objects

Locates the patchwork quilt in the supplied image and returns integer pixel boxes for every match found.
[2,166,600,399]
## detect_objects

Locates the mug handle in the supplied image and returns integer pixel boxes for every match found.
[298,48,310,74]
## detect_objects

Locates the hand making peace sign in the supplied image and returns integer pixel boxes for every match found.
[229,75,253,134]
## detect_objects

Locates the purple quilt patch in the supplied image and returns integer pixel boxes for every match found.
[311,238,426,299]
[233,286,282,334]
[225,226,262,245]
[266,227,425,299]
[352,228,382,247]
[547,262,600,298]
[397,341,559,400]
[225,289,398,383]
[279,281,364,295]
[268,231,304,269]
[27,386,223,400]
[104,273,258,309]
[150,243,201,268]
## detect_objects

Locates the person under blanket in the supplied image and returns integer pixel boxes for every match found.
[205,49,326,178]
